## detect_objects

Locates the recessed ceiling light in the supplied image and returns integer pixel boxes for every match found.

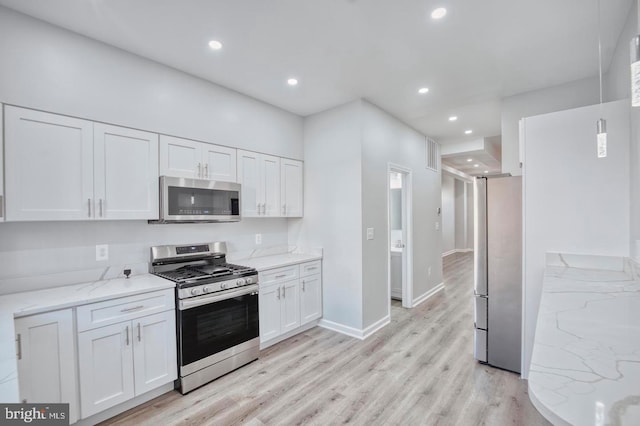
[474,164,479,167]
[466,158,473,162]
[287,78,298,86]
[484,170,489,173]
[418,87,429,94]
[208,40,223,50]
[449,116,458,121]
[431,8,447,19]
[465,130,473,134]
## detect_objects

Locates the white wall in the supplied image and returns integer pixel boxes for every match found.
[454,179,467,250]
[0,7,303,159]
[441,175,456,254]
[361,101,443,328]
[501,77,600,176]
[0,7,303,295]
[626,1,640,260]
[288,101,364,330]
[522,99,630,377]
[604,1,637,102]
[466,182,474,250]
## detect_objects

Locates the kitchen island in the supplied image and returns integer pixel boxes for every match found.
[528,253,640,425]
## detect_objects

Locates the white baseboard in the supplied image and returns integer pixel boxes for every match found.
[442,248,473,257]
[362,314,390,339]
[412,282,444,307]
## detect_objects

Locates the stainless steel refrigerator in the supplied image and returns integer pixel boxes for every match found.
[473,175,522,373]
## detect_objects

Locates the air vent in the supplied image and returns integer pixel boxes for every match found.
[426,138,440,172]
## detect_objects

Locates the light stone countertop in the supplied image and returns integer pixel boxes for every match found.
[235,252,322,272]
[528,253,640,426]
[0,274,175,403]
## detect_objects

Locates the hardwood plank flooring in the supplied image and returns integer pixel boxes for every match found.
[102,252,549,426]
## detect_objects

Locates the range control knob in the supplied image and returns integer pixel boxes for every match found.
[245,277,254,284]
[190,288,199,296]
[203,286,210,293]
[236,279,245,286]
[220,283,227,290]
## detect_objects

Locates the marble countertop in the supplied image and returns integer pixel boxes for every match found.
[0,274,174,403]
[528,253,640,426]
[235,252,322,272]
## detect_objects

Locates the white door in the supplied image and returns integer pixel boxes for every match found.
[259,283,281,343]
[159,135,202,178]
[281,159,303,217]
[94,124,159,220]
[78,322,135,418]
[261,154,281,217]
[4,106,93,221]
[300,274,322,324]
[15,310,78,423]
[203,144,237,182]
[280,281,300,334]
[388,167,413,308]
[237,150,261,217]
[132,311,177,395]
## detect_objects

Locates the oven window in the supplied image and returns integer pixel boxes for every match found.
[179,293,258,366]
[168,186,240,216]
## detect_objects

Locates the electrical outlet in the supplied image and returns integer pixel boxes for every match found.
[366,228,374,240]
[428,266,432,277]
[96,244,109,261]
[255,234,262,245]
[435,222,440,231]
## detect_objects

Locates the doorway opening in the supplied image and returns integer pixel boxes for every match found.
[388,164,413,310]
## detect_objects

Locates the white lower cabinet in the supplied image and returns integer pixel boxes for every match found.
[15,309,79,424]
[259,260,322,347]
[77,291,176,419]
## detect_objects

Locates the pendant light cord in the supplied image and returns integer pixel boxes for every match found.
[598,0,603,108]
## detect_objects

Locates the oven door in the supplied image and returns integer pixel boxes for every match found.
[177,285,259,376]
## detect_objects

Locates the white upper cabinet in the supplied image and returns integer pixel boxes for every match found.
[4,106,159,221]
[280,159,303,217]
[94,124,159,220]
[159,135,236,182]
[237,150,281,217]
[5,106,94,221]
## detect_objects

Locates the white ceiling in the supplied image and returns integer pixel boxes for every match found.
[0,0,633,144]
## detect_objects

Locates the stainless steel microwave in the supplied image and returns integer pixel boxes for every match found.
[152,176,241,223]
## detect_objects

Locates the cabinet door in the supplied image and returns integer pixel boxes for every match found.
[159,135,202,178]
[4,106,93,221]
[280,280,300,334]
[94,124,159,220]
[132,311,177,395]
[78,322,134,418]
[281,159,303,217]
[261,154,281,217]
[258,283,281,343]
[237,150,261,217]
[15,310,79,424]
[203,144,237,182]
[300,274,322,324]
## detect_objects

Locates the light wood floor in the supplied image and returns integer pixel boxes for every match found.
[103,252,549,426]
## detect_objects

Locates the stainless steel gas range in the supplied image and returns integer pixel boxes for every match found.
[150,242,259,394]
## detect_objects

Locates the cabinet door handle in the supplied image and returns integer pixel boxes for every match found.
[282,204,286,215]
[204,164,209,178]
[302,280,306,291]
[137,323,141,342]
[306,266,317,271]
[277,287,280,299]
[257,203,261,214]
[120,305,144,313]
[197,163,202,178]
[262,203,266,214]
[88,198,92,217]
[16,333,22,360]
[125,326,130,346]
[99,199,104,217]
[275,274,287,279]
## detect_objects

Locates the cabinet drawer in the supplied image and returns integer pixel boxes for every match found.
[259,265,299,286]
[77,289,174,332]
[300,260,321,277]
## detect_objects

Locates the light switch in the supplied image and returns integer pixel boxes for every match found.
[366,228,374,240]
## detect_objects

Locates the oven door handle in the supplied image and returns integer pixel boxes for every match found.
[179,284,259,310]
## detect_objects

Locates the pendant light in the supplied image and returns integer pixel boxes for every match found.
[596,0,607,158]
[631,34,640,107]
